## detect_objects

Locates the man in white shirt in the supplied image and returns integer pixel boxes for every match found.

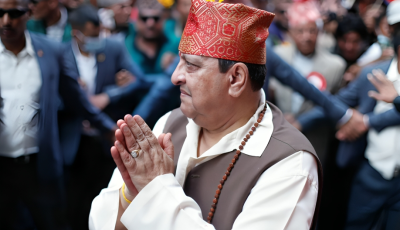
[0,0,116,229]
[89,1,321,229]
[343,23,400,230]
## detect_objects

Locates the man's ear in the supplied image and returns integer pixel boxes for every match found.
[228,63,249,98]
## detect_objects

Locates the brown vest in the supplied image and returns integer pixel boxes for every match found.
[163,102,323,230]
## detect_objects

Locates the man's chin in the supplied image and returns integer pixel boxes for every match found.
[180,103,196,119]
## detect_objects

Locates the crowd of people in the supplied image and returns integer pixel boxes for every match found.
[0,0,400,229]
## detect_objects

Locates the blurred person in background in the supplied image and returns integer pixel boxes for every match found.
[64,5,151,228]
[267,0,292,46]
[97,0,134,40]
[318,12,339,52]
[166,0,190,42]
[295,3,400,228]
[60,0,84,11]
[124,0,179,74]
[69,4,145,122]
[341,19,400,230]
[27,0,72,42]
[271,0,346,164]
[0,0,116,228]
[356,8,394,65]
[334,13,371,84]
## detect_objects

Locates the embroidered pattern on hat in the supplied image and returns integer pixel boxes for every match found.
[179,0,275,64]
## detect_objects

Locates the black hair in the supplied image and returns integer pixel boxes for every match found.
[393,23,400,56]
[335,13,369,40]
[218,59,266,91]
[68,4,100,29]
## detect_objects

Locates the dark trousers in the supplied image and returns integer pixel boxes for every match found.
[0,154,68,230]
[345,161,400,230]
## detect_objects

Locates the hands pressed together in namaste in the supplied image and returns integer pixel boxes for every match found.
[110,115,175,200]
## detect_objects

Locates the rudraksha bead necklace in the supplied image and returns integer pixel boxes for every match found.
[207,103,267,223]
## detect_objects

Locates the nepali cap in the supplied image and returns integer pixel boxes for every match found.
[179,0,275,65]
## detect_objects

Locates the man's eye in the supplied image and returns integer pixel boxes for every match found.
[186,61,193,66]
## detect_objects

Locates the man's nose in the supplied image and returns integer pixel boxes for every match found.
[171,61,186,86]
[146,18,156,27]
[1,13,11,26]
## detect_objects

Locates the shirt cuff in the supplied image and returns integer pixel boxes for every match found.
[363,115,370,128]
[337,109,353,127]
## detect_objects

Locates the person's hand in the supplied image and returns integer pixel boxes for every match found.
[90,93,110,110]
[336,109,368,141]
[343,64,362,84]
[368,69,399,103]
[116,69,135,87]
[112,115,174,192]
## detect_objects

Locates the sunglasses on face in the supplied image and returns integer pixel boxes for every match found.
[0,9,28,19]
[139,16,160,23]
[30,0,45,5]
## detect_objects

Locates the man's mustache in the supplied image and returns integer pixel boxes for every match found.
[0,27,14,32]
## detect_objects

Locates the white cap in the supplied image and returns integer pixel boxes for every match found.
[387,0,400,25]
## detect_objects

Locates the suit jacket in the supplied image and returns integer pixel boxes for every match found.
[60,39,151,165]
[263,44,348,123]
[28,32,114,180]
[272,44,346,114]
[297,60,400,167]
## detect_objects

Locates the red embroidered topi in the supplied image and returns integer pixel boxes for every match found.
[178,0,275,65]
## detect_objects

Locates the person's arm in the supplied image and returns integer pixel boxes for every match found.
[118,151,318,230]
[88,112,172,229]
[267,48,348,123]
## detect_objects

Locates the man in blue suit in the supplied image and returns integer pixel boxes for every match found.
[59,4,152,167]
[0,0,115,229]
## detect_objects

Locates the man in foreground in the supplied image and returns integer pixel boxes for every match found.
[89,1,321,229]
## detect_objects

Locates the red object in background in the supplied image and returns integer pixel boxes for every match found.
[130,7,138,21]
[306,72,327,91]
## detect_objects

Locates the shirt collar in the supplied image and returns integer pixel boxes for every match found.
[0,31,35,57]
[184,89,273,159]
[25,31,36,57]
[71,39,95,60]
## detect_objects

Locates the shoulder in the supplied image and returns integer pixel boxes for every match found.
[263,151,318,183]
[362,60,392,73]
[269,103,316,155]
[30,32,64,54]
[317,49,346,69]
[105,38,125,50]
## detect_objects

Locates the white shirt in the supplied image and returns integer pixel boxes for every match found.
[72,40,97,95]
[365,58,400,180]
[89,90,319,230]
[46,6,68,42]
[0,32,42,157]
[357,42,382,67]
[291,51,314,114]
